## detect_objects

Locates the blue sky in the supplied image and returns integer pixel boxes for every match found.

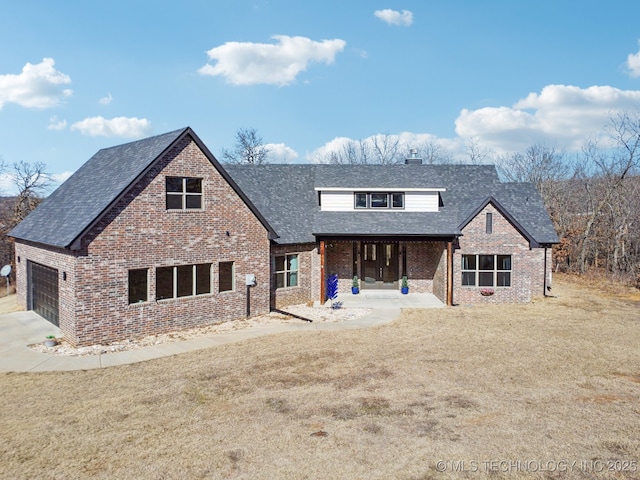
[2,1,640,192]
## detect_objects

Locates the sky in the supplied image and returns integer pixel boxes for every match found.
[2,0,640,193]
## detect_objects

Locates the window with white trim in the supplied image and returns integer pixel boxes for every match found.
[275,254,298,288]
[156,263,211,300]
[354,192,404,209]
[461,254,511,287]
[166,177,202,210]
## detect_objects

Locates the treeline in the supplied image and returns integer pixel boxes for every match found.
[495,112,640,286]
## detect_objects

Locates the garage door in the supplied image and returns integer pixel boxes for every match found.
[28,261,59,326]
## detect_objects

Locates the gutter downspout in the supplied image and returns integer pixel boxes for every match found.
[543,247,548,297]
[319,240,326,304]
[447,241,453,306]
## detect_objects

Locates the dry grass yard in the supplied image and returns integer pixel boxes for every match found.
[1,275,639,479]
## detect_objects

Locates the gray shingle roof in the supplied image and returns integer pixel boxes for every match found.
[312,211,460,237]
[10,128,189,248]
[10,128,277,248]
[313,164,499,189]
[224,165,317,244]
[225,163,558,245]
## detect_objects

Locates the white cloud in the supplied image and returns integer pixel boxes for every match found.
[374,9,413,26]
[455,84,640,153]
[99,92,113,105]
[70,116,152,138]
[198,35,346,86]
[0,58,72,109]
[47,115,67,131]
[626,41,640,78]
[265,143,298,163]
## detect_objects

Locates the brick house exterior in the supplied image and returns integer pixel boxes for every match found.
[11,129,276,346]
[11,128,558,346]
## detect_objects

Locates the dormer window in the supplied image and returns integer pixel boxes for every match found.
[354,192,404,209]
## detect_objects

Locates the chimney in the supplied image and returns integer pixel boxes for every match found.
[405,148,422,165]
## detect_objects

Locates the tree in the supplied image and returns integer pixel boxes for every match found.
[12,160,51,223]
[220,127,270,164]
[465,137,493,164]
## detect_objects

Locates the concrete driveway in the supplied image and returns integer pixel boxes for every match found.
[0,309,63,372]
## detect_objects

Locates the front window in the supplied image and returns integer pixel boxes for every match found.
[156,264,211,300]
[166,177,202,210]
[219,261,234,292]
[354,192,404,209]
[128,269,148,304]
[461,254,511,287]
[275,254,299,288]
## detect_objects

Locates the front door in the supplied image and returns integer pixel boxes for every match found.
[361,243,399,289]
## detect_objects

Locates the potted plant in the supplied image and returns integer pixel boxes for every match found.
[44,335,58,347]
[401,276,409,295]
[351,275,359,294]
[480,288,495,296]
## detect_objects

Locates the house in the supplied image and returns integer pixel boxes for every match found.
[10,128,558,346]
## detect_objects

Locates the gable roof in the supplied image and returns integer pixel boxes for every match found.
[10,127,277,248]
[458,189,558,247]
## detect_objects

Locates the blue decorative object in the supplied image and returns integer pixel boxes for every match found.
[326,273,340,308]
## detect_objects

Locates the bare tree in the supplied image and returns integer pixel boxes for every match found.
[12,160,50,223]
[220,127,270,164]
[465,137,493,164]
[371,134,401,164]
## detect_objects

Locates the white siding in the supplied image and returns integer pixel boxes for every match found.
[320,191,354,211]
[320,190,440,212]
[405,192,439,212]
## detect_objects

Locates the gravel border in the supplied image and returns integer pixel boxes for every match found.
[30,305,372,357]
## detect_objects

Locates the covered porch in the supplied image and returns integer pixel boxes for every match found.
[317,237,455,306]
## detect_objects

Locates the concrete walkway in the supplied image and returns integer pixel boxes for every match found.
[0,292,443,372]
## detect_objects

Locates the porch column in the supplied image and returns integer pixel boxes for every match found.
[319,240,325,303]
[446,241,453,306]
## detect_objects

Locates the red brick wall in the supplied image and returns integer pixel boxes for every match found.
[325,241,354,294]
[271,243,317,308]
[453,204,547,304]
[432,243,447,303]
[16,136,271,346]
[405,241,445,294]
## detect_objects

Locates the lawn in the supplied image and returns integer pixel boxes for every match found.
[1,276,639,479]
